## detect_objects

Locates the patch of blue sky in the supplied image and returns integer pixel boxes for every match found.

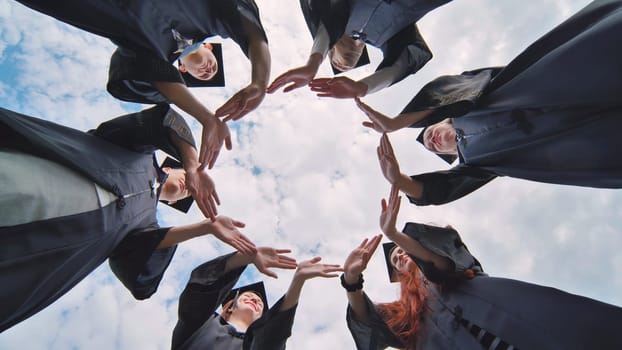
[0,45,26,110]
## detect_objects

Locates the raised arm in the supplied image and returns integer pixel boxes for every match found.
[247,257,342,350]
[156,216,256,254]
[153,81,231,169]
[356,97,433,134]
[342,235,382,322]
[215,15,271,122]
[380,185,451,272]
[377,133,425,199]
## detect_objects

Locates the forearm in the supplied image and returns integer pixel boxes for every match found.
[395,173,424,199]
[306,52,323,75]
[169,130,200,171]
[157,221,207,249]
[394,110,433,130]
[388,231,451,272]
[224,251,255,273]
[152,81,214,124]
[344,273,369,322]
[279,275,305,312]
[245,21,271,87]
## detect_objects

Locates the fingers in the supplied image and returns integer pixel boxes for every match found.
[381,198,388,212]
[213,189,221,206]
[308,78,331,86]
[358,238,369,249]
[233,219,246,228]
[366,235,383,255]
[267,71,295,93]
[215,95,240,118]
[236,237,257,255]
[275,249,292,254]
[283,82,305,93]
[309,256,322,264]
[224,134,233,150]
[260,267,278,279]
[207,149,219,170]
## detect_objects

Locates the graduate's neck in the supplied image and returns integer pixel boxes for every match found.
[226,312,255,332]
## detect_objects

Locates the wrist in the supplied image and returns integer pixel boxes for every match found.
[355,81,368,97]
[307,53,323,71]
[340,273,364,292]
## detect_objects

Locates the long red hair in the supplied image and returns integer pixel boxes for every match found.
[376,260,427,350]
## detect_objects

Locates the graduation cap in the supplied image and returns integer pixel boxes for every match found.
[222,281,269,315]
[382,242,400,283]
[177,42,226,88]
[416,128,458,164]
[330,45,371,75]
[159,156,194,213]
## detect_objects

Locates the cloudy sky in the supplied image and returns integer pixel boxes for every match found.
[2,0,621,349]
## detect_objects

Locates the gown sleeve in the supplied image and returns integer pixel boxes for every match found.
[407,165,497,206]
[171,253,247,349]
[375,24,433,87]
[244,296,298,350]
[107,46,185,105]
[400,222,484,285]
[346,292,405,350]
[107,226,176,299]
[90,104,195,161]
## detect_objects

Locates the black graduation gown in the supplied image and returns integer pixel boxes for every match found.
[15,0,267,104]
[300,0,441,86]
[0,104,194,332]
[400,0,622,206]
[171,253,297,350]
[347,222,622,349]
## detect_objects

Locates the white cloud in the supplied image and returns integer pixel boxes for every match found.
[2,1,619,349]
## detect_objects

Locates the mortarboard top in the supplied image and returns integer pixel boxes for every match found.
[330,45,371,75]
[222,281,269,315]
[178,42,226,88]
[382,242,400,283]
[159,156,194,213]
[416,128,458,164]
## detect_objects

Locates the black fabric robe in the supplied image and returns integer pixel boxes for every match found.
[347,222,622,349]
[300,0,444,86]
[171,253,297,350]
[0,104,194,332]
[15,0,267,104]
[400,0,622,206]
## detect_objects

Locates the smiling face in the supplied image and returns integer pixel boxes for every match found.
[234,291,264,322]
[179,43,219,80]
[390,246,412,274]
[160,167,190,203]
[422,118,458,155]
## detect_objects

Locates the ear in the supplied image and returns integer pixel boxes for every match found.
[178,64,187,73]
[203,42,213,51]
[162,166,172,173]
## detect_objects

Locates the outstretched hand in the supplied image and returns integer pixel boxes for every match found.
[309,76,367,99]
[215,83,266,122]
[199,116,232,170]
[185,166,219,221]
[253,247,298,279]
[380,185,401,239]
[209,216,256,255]
[377,133,402,185]
[294,257,343,281]
[343,235,382,279]
[267,64,318,93]
[356,97,397,133]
